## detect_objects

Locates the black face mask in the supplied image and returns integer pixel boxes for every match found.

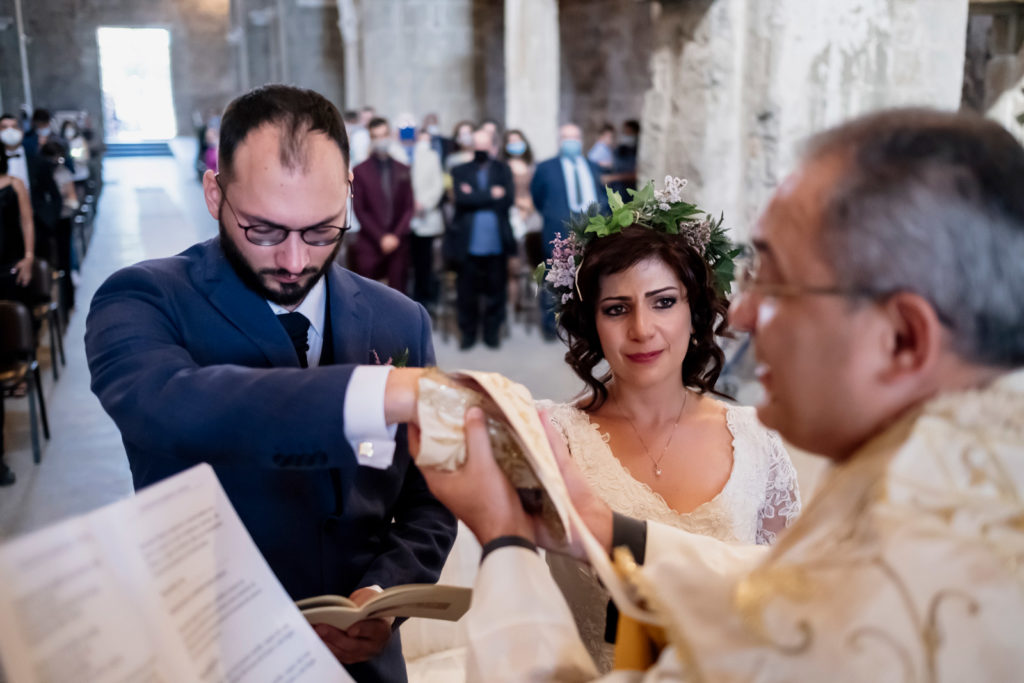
[473,150,489,163]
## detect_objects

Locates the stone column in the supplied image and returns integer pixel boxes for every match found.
[979,4,1024,144]
[337,0,363,107]
[357,0,487,128]
[641,0,970,240]
[505,0,559,159]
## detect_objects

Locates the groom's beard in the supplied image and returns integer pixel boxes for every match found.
[218,219,342,307]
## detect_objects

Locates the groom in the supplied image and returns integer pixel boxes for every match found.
[85,85,456,683]
[419,108,1024,681]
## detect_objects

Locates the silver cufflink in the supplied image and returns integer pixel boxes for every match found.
[358,441,374,458]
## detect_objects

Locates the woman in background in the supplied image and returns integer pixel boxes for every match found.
[410,128,446,308]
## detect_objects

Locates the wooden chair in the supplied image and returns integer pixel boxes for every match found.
[434,270,460,344]
[29,259,66,380]
[513,231,544,332]
[0,301,50,463]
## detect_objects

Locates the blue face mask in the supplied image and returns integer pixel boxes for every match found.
[505,140,526,156]
[560,139,582,158]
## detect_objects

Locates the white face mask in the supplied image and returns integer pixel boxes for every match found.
[0,128,23,147]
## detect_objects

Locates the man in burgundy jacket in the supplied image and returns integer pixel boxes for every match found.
[351,117,415,291]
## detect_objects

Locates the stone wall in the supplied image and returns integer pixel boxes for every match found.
[963,2,1024,144]
[558,0,652,146]
[234,0,346,111]
[0,0,234,139]
[641,0,970,240]
[354,0,503,130]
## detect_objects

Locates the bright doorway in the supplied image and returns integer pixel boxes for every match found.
[97,27,177,142]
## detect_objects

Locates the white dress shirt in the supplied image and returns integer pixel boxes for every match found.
[267,277,398,470]
[6,146,30,193]
[560,155,598,212]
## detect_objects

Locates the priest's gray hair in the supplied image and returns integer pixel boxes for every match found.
[804,108,1024,368]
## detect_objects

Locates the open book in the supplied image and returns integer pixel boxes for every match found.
[297,584,471,631]
[0,464,353,683]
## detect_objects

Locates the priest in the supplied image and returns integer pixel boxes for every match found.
[418,108,1024,682]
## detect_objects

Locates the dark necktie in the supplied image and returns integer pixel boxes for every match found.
[572,160,584,210]
[277,312,310,368]
[379,158,394,227]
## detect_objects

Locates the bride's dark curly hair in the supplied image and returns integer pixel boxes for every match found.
[557,225,730,411]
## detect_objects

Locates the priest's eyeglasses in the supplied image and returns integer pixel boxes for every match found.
[216,174,351,247]
[734,243,878,299]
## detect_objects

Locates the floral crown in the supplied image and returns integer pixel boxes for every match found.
[533,176,740,314]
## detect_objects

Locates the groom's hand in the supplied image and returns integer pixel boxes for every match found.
[418,407,534,545]
[383,367,426,426]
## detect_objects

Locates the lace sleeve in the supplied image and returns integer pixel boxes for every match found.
[755,433,802,545]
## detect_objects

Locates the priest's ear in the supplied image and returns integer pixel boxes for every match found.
[876,291,945,383]
[202,169,224,222]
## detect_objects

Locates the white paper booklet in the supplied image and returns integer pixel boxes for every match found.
[297,583,471,631]
[0,464,352,683]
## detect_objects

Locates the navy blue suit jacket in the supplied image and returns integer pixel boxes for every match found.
[85,238,456,683]
[449,159,517,263]
[530,156,609,256]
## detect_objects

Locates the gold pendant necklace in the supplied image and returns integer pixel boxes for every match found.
[613,391,688,477]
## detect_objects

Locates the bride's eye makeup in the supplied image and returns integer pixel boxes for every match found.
[653,296,677,309]
[600,303,628,317]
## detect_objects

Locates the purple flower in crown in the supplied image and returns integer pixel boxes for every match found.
[544,232,581,301]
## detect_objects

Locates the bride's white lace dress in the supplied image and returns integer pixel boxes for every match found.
[540,399,802,672]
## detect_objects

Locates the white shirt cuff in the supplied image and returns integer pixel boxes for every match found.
[344,365,398,469]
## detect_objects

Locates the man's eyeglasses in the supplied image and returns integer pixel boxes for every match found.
[734,243,878,299]
[216,174,351,247]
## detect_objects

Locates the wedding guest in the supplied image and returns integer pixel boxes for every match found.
[500,129,541,309]
[450,128,516,350]
[0,145,35,302]
[445,121,476,173]
[351,117,415,291]
[587,123,616,172]
[410,128,445,307]
[531,123,609,339]
[421,112,451,165]
[500,129,540,239]
[419,107,1024,681]
[0,146,35,488]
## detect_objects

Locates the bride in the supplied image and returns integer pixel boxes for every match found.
[538,180,801,671]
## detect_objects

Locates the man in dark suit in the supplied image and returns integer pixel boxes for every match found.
[530,122,609,338]
[351,117,415,292]
[85,85,456,683]
[450,128,516,350]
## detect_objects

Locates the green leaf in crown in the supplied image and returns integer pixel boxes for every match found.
[536,176,739,313]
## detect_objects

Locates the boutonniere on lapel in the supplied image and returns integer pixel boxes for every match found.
[370,348,410,367]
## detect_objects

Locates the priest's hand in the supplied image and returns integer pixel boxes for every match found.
[537,410,614,558]
[313,587,394,664]
[416,407,535,545]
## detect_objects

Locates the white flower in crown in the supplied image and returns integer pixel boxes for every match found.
[654,175,688,204]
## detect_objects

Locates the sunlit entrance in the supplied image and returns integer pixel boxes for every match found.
[97,27,177,142]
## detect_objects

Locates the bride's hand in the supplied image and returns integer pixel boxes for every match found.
[536,410,614,558]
